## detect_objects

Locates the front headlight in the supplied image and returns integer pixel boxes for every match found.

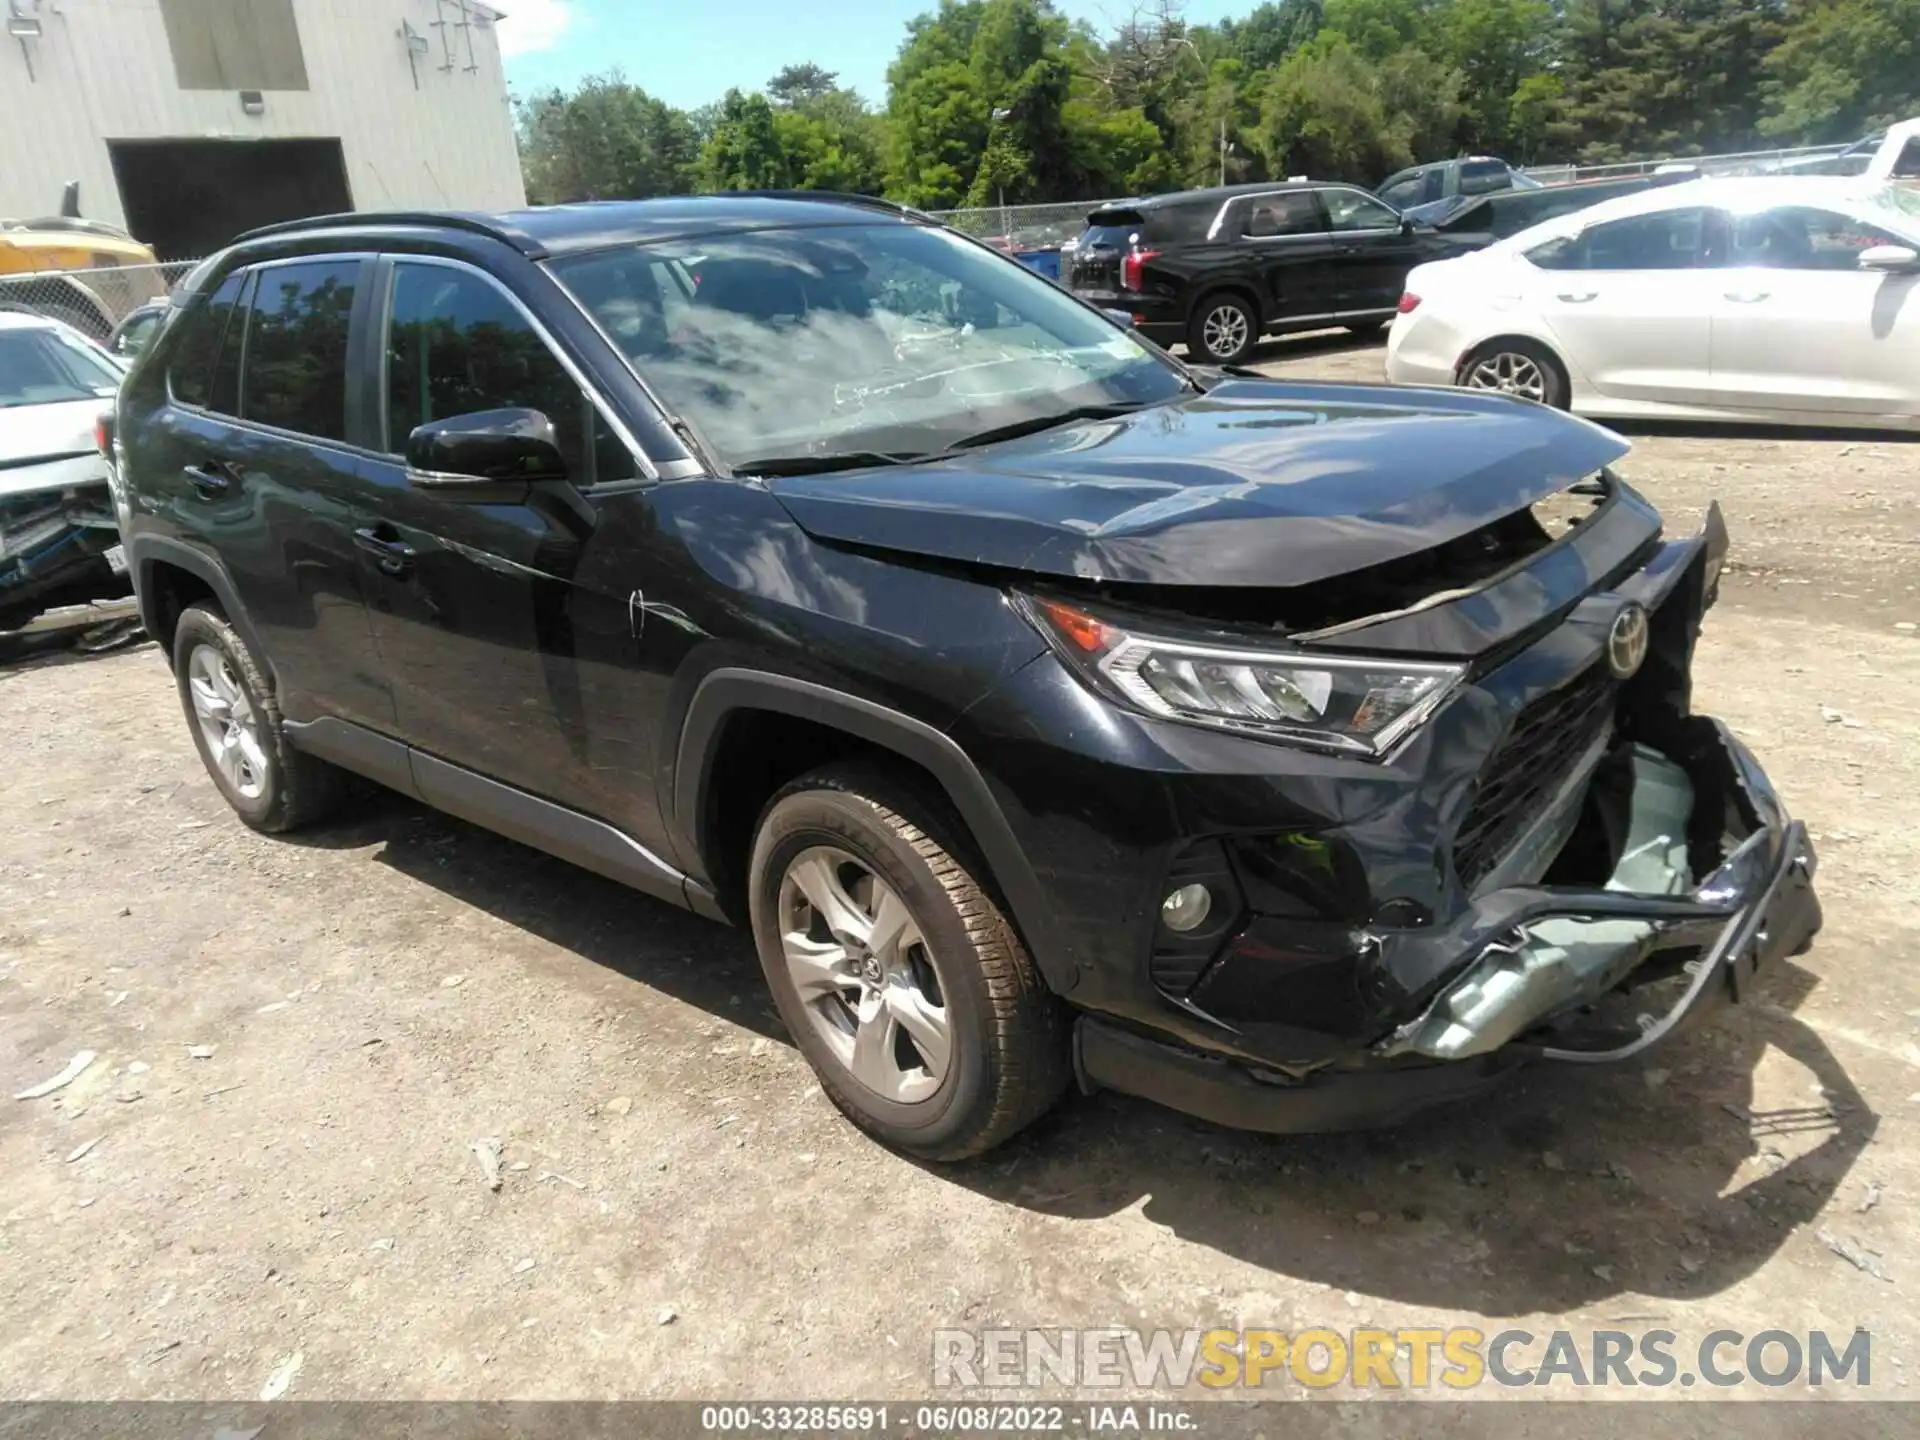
[1021,595,1464,758]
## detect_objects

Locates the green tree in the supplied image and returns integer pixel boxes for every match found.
[517,73,699,202]
[1434,0,1553,153]
[1507,71,1572,162]
[767,63,842,108]
[1553,1,1789,162]
[697,90,791,190]
[1762,0,1920,141]
[1255,36,1402,181]
[1320,0,1437,59]
[1209,0,1324,69]
[885,0,1088,206]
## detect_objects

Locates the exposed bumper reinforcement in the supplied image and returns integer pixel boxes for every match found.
[1072,719,1822,1134]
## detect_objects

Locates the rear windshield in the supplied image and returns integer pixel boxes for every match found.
[1458,160,1513,196]
[1079,215,1146,251]
[1080,201,1216,247]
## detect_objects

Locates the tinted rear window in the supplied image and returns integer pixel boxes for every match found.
[1143,201,1221,243]
[1079,222,1143,251]
[1081,209,1146,249]
[1458,160,1512,196]
[167,271,244,409]
[1080,201,1216,247]
[240,260,359,441]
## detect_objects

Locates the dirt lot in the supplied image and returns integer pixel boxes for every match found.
[3,334,1917,1406]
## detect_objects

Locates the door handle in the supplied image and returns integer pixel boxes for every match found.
[353,526,417,577]
[1723,290,1770,303]
[1556,291,1599,303]
[183,459,238,496]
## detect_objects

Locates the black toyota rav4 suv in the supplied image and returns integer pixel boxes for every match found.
[112,193,1820,1160]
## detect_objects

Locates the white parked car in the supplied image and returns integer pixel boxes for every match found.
[1385,177,1920,429]
[0,309,135,643]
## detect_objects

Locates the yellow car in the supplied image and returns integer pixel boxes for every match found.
[0,215,168,343]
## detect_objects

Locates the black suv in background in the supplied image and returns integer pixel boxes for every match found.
[114,194,1821,1160]
[1063,181,1452,363]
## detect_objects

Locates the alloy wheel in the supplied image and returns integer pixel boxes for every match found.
[1464,351,1548,402]
[1201,304,1250,360]
[777,845,952,1104]
[187,643,268,801]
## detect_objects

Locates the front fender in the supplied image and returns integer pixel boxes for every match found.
[667,667,1076,995]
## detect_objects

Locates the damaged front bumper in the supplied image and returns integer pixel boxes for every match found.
[0,478,134,641]
[1073,719,1822,1136]
[1376,723,1818,1064]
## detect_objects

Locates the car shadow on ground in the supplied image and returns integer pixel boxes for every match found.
[0,628,155,674]
[289,790,1872,1317]
[279,785,782,1042]
[947,957,1874,1315]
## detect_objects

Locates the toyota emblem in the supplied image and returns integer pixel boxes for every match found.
[1607,602,1650,679]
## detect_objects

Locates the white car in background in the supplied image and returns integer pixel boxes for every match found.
[1385,177,1920,429]
[0,310,136,647]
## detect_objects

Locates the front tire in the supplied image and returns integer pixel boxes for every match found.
[172,605,343,833]
[748,765,1070,1160]
[1457,337,1570,408]
[1186,294,1259,365]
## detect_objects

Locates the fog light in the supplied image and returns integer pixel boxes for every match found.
[1161,883,1212,933]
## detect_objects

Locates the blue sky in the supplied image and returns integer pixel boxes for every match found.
[497,0,1255,110]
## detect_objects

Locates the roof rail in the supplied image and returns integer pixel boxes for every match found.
[730,190,935,222]
[233,210,548,258]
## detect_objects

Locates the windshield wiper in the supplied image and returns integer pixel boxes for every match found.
[735,450,935,477]
[946,401,1158,451]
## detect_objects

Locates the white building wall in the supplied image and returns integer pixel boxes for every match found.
[1,0,525,231]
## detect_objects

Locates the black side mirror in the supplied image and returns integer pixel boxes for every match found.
[406,408,569,492]
[1400,217,1415,235]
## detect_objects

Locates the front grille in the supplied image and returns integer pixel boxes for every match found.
[1451,663,1620,891]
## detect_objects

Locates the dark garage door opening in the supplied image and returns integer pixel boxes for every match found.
[108,138,352,260]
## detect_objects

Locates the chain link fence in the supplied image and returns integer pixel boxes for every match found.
[1519,143,1850,187]
[0,261,197,344]
[925,201,1107,249]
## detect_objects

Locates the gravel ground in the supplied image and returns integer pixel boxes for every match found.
[2,334,1916,1406]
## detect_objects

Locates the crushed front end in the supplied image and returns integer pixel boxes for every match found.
[964,468,1821,1133]
[1,455,135,645]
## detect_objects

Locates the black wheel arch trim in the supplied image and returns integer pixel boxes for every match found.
[671,668,1077,994]
[125,534,275,687]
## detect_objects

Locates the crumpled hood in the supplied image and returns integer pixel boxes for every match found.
[765,380,1630,587]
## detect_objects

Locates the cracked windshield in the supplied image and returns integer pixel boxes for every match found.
[554,222,1187,468]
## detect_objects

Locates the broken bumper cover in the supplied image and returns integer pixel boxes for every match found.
[1,478,132,637]
[1073,721,1821,1134]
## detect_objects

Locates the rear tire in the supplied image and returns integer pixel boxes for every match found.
[748,764,1070,1160]
[172,604,343,833]
[1456,337,1570,408]
[1186,294,1259,365]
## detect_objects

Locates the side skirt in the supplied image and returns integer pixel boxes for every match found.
[284,716,721,919]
